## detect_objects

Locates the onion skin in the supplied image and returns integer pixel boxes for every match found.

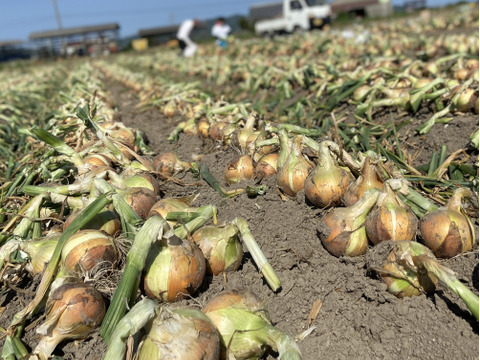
[419,188,475,258]
[123,172,160,195]
[342,157,383,207]
[224,155,254,184]
[152,152,191,178]
[318,189,380,257]
[191,224,243,275]
[33,282,105,360]
[304,141,353,209]
[61,229,118,276]
[63,207,121,237]
[144,236,206,302]
[277,136,312,197]
[365,182,418,244]
[254,153,279,179]
[122,187,157,220]
[139,307,220,360]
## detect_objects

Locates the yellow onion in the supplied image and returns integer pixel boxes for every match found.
[276,136,312,197]
[224,155,254,184]
[203,289,302,360]
[164,100,177,118]
[318,188,380,257]
[231,116,257,154]
[208,121,227,142]
[123,172,160,195]
[419,187,475,258]
[121,187,157,220]
[32,282,105,360]
[61,229,118,276]
[353,85,372,102]
[197,118,210,138]
[152,152,191,178]
[254,152,279,180]
[144,235,206,302]
[63,206,121,237]
[139,307,220,360]
[79,154,113,175]
[148,194,198,226]
[374,241,437,298]
[191,224,243,275]
[0,233,60,275]
[365,180,419,244]
[109,127,135,149]
[342,156,383,206]
[454,88,478,112]
[304,141,353,208]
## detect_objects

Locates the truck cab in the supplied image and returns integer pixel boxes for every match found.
[254,0,332,36]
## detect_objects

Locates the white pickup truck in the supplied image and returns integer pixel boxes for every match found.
[253,0,332,36]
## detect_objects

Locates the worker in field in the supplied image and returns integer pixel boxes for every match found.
[211,17,231,49]
[176,18,200,57]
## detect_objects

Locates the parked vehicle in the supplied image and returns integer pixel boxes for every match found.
[252,0,332,36]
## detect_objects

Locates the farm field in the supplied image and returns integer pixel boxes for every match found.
[0,5,479,360]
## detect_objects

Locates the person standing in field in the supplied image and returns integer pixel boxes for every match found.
[176,18,200,57]
[211,17,231,49]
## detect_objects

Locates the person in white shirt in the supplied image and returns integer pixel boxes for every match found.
[176,18,199,57]
[211,17,231,49]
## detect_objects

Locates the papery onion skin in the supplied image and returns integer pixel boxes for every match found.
[144,237,206,302]
[419,188,475,258]
[122,187,157,220]
[304,142,353,209]
[61,229,118,276]
[152,152,190,178]
[254,153,279,180]
[191,224,243,275]
[64,207,121,237]
[33,282,105,360]
[224,155,254,184]
[318,189,380,257]
[365,183,419,244]
[139,307,220,360]
[342,157,383,207]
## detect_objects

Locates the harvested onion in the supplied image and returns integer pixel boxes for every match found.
[144,234,206,302]
[419,187,475,258]
[139,307,220,360]
[342,156,383,206]
[32,282,105,360]
[318,188,380,257]
[224,155,254,184]
[304,141,353,208]
[191,224,243,275]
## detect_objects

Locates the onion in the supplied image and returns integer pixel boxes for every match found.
[122,187,157,220]
[365,180,419,244]
[109,127,135,149]
[148,195,198,226]
[139,307,220,360]
[79,154,113,175]
[32,282,105,360]
[353,85,372,102]
[63,206,121,237]
[144,235,206,302]
[197,117,210,138]
[277,136,312,197]
[231,115,257,154]
[61,229,118,276]
[123,172,160,195]
[164,100,176,118]
[453,88,478,112]
[208,121,227,142]
[224,155,254,184]
[318,188,380,257]
[152,152,191,178]
[254,152,279,179]
[202,289,302,360]
[304,141,353,208]
[419,187,475,258]
[191,224,243,275]
[342,156,383,206]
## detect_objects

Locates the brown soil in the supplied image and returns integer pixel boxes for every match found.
[0,76,478,360]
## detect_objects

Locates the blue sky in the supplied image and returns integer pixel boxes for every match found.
[0,0,472,42]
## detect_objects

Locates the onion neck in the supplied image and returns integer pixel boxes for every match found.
[347,188,381,226]
[446,187,472,212]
